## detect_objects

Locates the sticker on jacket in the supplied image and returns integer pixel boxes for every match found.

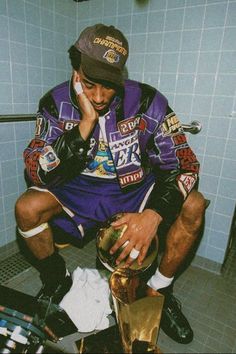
[117,115,147,136]
[110,131,141,169]
[161,112,182,136]
[177,173,197,199]
[82,139,115,178]
[39,146,60,172]
[35,114,49,139]
[59,120,79,131]
[119,168,144,187]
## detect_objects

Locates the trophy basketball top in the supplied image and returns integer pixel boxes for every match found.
[96,213,158,273]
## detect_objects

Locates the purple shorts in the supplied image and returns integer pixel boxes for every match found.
[34,174,156,239]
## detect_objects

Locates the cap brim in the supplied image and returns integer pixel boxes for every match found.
[81,53,124,87]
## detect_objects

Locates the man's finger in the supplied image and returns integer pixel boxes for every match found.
[137,245,149,265]
[74,82,83,95]
[115,243,135,265]
[111,214,131,228]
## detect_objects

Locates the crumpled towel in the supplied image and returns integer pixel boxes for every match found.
[59,267,112,332]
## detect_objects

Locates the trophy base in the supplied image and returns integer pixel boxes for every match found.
[76,325,162,354]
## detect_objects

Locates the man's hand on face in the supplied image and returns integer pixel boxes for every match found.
[109,209,162,268]
[73,70,99,140]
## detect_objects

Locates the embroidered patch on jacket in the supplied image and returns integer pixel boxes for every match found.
[176,147,199,173]
[35,114,49,138]
[83,139,115,177]
[39,146,60,172]
[119,168,144,187]
[110,131,141,169]
[59,119,79,131]
[161,112,182,136]
[118,115,147,135]
[172,134,187,146]
[24,140,45,185]
[177,173,197,199]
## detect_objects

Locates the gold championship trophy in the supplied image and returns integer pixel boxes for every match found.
[77,214,164,353]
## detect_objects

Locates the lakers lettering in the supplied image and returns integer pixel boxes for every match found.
[110,134,141,168]
[114,142,140,168]
[110,134,137,151]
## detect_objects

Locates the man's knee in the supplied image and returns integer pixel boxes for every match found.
[15,192,41,231]
[15,189,62,231]
[180,190,206,228]
[15,192,33,222]
[183,190,206,214]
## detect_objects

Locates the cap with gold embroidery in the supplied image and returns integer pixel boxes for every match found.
[74,23,129,86]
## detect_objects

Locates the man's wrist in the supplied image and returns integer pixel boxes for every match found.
[143,208,163,224]
[78,119,96,140]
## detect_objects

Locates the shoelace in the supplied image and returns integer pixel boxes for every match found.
[170,295,182,309]
[38,284,55,299]
[165,295,182,320]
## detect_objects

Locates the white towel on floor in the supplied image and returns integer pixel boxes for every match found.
[59,267,112,332]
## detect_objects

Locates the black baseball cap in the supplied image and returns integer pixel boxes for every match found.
[74,24,129,86]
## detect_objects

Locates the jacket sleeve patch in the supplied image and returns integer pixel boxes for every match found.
[177,173,197,199]
[35,114,49,139]
[117,115,146,135]
[39,146,60,172]
[161,112,182,136]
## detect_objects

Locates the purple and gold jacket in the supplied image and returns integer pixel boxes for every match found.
[24,79,200,223]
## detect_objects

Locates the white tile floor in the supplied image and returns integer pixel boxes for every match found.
[1,236,236,354]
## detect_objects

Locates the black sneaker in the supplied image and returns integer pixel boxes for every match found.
[35,272,75,339]
[160,293,193,344]
[37,271,72,305]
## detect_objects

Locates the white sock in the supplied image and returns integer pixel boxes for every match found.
[147,268,174,291]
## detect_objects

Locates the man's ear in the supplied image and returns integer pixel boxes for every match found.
[73,70,84,95]
[73,70,81,83]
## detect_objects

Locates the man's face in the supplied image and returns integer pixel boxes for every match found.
[77,68,117,115]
